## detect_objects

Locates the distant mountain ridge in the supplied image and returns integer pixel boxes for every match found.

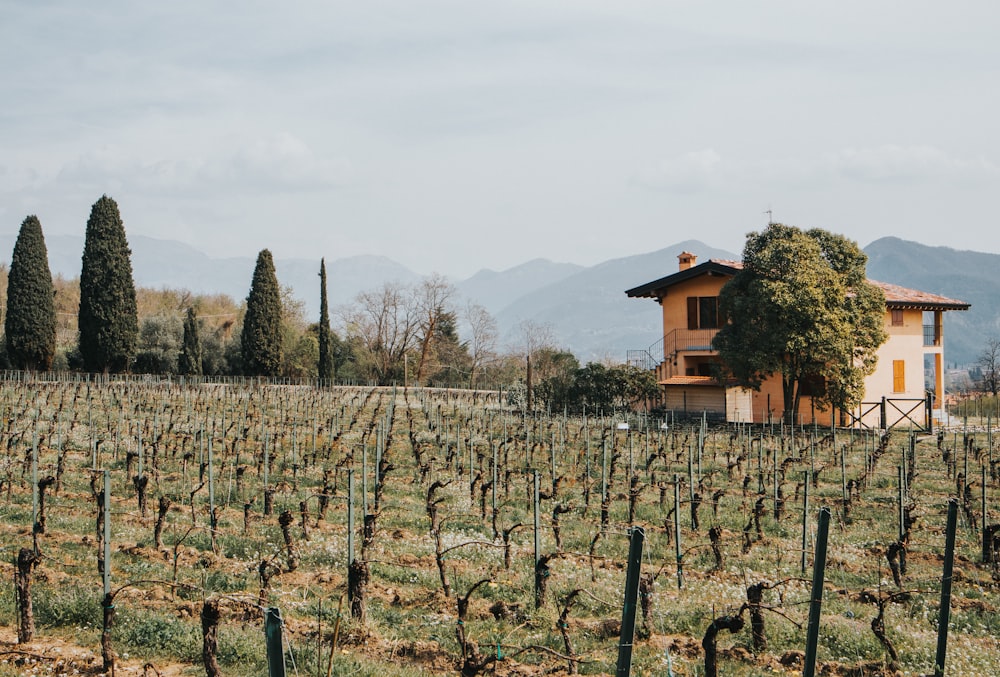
[493,241,739,360]
[864,237,996,366]
[0,232,990,366]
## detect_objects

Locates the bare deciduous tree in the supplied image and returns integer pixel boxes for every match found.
[340,282,419,384]
[978,336,1000,396]
[464,302,498,388]
[414,274,455,384]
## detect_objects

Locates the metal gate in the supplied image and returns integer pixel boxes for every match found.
[844,395,932,433]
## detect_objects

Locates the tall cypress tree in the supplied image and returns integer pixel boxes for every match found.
[241,249,283,376]
[178,306,203,376]
[78,196,138,373]
[317,258,334,382]
[5,215,57,370]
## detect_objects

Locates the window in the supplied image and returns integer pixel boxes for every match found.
[686,296,720,330]
[891,308,904,327]
[892,360,905,393]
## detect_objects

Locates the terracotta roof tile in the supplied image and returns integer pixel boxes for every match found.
[870,280,970,309]
[659,376,721,386]
[630,257,970,310]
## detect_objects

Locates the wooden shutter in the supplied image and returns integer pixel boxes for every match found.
[892,360,905,393]
[687,297,699,330]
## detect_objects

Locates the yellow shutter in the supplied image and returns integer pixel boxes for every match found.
[892,360,905,393]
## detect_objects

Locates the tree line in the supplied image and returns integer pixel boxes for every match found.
[1,195,656,412]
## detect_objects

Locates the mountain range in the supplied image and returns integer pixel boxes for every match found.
[0,233,992,367]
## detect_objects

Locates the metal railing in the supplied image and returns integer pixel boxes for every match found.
[923,324,942,347]
[628,329,721,377]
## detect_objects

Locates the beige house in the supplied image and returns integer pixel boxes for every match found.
[626,253,970,429]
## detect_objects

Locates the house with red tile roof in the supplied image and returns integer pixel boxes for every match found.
[626,253,970,429]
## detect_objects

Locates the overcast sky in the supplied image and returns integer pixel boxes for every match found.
[2,1,998,278]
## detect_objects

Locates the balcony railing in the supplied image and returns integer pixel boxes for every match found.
[628,328,721,375]
[923,324,942,347]
[665,328,720,357]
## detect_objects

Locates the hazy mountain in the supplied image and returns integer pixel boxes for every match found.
[0,232,421,312]
[494,241,739,361]
[0,230,988,367]
[456,258,583,316]
[864,237,998,366]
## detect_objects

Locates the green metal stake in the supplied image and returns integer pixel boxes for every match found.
[801,471,810,575]
[802,507,831,677]
[615,526,645,677]
[103,470,111,597]
[265,607,287,677]
[348,470,355,566]
[533,470,540,566]
[31,433,38,533]
[674,474,683,590]
[209,437,216,535]
[898,465,906,543]
[934,499,959,677]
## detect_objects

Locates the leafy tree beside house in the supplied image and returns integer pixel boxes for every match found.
[713,223,887,422]
[78,196,139,373]
[5,215,57,370]
[241,249,283,376]
[178,306,203,376]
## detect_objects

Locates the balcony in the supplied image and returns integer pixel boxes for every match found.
[923,324,942,348]
[628,328,721,376]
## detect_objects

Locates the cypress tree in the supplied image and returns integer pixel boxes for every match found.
[5,215,57,370]
[78,196,138,373]
[317,258,334,382]
[241,249,283,376]
[178,306,203,376]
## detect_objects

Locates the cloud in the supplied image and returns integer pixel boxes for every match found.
[826,145,998,183]
[50,133,352,198]
[632,145,999,198]
[632,149,724,193]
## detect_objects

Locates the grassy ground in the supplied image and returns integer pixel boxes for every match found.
[0,379,995,676]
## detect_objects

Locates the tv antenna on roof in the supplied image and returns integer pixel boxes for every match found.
[764,208,774,225]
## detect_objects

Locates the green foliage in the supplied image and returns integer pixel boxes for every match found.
[241,249,283,376]
[133,315,182,374]
[33,584,101,628]
[318,258,335,381]
[78,195,139,373]
[714,223,887,420]
[178,306,203,375]
[535,360,656,414]
[5,215,57,370]
[284,327,318,378]
[201,326,237,376]
[113,609,201,661]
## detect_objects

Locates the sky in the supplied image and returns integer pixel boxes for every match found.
[2,1,999,279]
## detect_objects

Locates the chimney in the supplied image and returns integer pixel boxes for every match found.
[678,252,697,271]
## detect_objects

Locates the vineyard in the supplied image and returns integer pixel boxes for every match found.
[0,375,997,676]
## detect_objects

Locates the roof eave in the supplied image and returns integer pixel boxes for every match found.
[885,301,971,311]
[625,261,740,299]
